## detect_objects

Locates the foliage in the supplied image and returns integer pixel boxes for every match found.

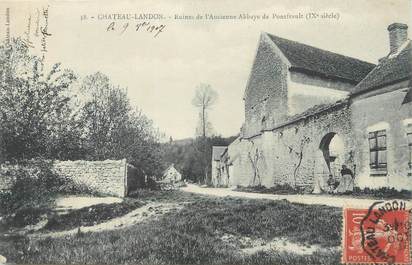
[161,135,237,183]
[77,72,163,176]
[235,183,308,194]
[0,40,162,177]
[0,38,78,161]
[247,141,264,186]
[351,187,411,199]
[0,160,61,215]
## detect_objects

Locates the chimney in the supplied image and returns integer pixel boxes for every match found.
[388,23,408,54]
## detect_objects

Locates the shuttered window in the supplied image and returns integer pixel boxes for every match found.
[369,130,387,176]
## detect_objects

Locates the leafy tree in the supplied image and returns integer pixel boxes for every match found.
[161,135,237,183]
[0,41,162,179]
[78,72,162,176]
[0,38,77,161]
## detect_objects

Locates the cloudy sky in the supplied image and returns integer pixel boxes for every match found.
[1,0,411,140]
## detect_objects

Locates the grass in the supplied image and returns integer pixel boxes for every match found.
[43,198,145,231]
[0,191,342,265]
[234,184,306,194]
[235,184,412,200]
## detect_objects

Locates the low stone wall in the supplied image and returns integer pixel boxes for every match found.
[53,159,127,197]
[0,159,141,197]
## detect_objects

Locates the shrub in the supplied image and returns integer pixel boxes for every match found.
[235,183,307,195]
[352,187,411,199]
[0,160,59,215]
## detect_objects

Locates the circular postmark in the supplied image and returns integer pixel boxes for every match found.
[359,200,410,264]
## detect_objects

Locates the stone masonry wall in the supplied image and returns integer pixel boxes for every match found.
[229,103,354,190]
[0,159,129,197]
[243,33,289,138]
[351,81,412,190]
[53,159,127,197]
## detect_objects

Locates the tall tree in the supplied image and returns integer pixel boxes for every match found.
[78,72,163,176]
[191,83,218,184]
[191,83,218,138]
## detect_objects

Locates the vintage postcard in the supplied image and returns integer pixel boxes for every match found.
[0,0,411,264]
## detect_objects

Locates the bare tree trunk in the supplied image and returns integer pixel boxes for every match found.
[202,106,205,138]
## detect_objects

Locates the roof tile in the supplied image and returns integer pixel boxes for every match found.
[267,34,376,84]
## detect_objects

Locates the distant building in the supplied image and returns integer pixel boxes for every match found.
[211,146,229,187]
[162,164,182,183]
[223,22,411,191]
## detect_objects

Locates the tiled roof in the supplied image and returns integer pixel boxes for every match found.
[267,34,376,84]
[267,99,349,131]
[212,146,227,161]
[403,80,412,104]
[353,41,411,95]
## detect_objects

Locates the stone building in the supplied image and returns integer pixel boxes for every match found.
[161,164,182,183]
[224,23,412,191]
[211,146,229,187]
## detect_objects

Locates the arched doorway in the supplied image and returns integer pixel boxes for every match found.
[319,132,344,178]
[313,132,344,193]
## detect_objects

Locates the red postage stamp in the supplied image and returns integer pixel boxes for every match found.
[343,200,410,264]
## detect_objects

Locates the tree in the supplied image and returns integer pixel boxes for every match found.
[78,72,163,176]
[79,72,132,159]
[0,38,77,161]
[191,83,218,184]
[191,83,218,138]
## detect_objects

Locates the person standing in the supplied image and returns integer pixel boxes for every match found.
[337,165,354,193]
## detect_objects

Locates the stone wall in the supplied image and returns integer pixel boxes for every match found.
[288,72,351,116]
[243,33,289,138]
[230,82,412,191]
[0,159,140,197]
[229,102,354,190]
[351,81,412,190]
[53,159,127,197]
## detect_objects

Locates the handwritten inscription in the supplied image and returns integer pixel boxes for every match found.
[40,6,51,53]
[106,21,166,37]
[23,15,34,48]
[5,8,10,44]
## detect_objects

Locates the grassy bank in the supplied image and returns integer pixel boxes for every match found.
[43,199,145,232]
[235,184,412,200]
[1,191,342,265]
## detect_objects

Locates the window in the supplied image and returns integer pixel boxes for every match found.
[369,130,387,176]
[407,125,412,176]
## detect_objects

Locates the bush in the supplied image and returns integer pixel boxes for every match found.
[352,187,411,199]
[0,160,60,215]
[235,183,307,195]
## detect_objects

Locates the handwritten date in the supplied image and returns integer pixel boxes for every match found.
[107,21,166,37]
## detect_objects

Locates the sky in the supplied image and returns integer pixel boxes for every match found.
[0,0,411,140]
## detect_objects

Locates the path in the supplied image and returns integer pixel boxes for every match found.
[181,184,411,208]
[30,202,182,238]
